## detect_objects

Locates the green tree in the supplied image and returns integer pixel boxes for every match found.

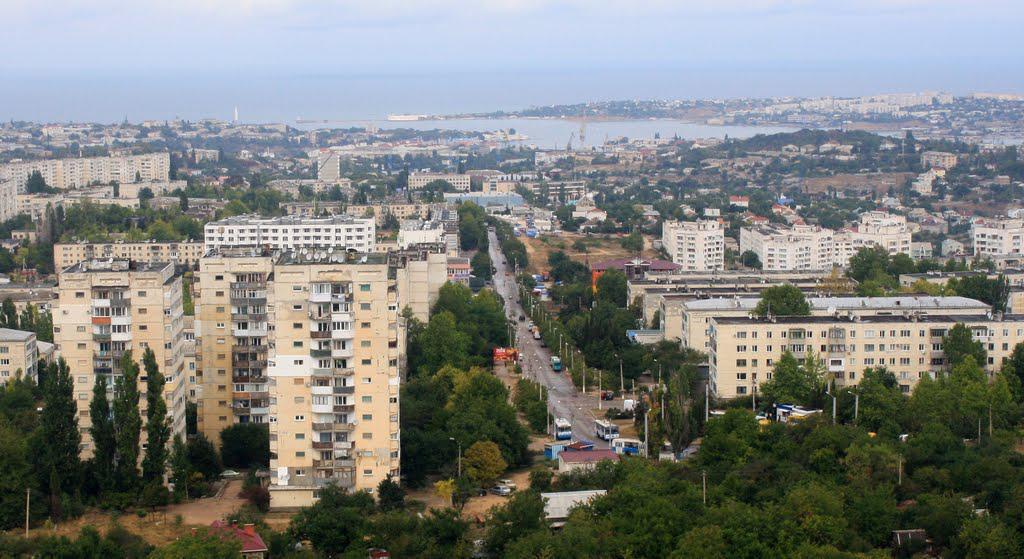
[471,250,493,281]
[943,323,987,368]
[142,348,169,481]
[289,486,375,555]
[25,171,53,194]
[754,284,811,317]
[484,490,546,556]
[760,350,822,405]
[0,421,39,530]
[418,311,471,374]
[377,474,406,512]
[169,435,189,502]
[113,352,142,489]
[186,433,222,482]
[36,358,80,517]
[740,250,762,269]
[841,367,903,435]
[0,298,18,329]
[219,423,270,468]
[951,516,1023,558]
[595,269,628,308]
[89,374,116,490]
[463,440,507,488]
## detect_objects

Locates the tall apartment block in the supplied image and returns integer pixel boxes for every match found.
[661,219,725,271]
[55,260,187,455]
[0,152,170,192]
[268,252,401,509]
[196,249,276,441]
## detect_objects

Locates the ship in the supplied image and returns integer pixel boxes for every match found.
[386,114,428,122]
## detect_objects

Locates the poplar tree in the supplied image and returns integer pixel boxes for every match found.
[142,348,169,481]
[89,374,116,489]
[113,351,142,489]
[36,358,80,517]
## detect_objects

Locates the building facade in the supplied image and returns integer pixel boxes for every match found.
[709,313,1024,399]
[661,220,725,271]
[0,328,39,385]
[972,218,1024,257]
[407,173,471,192]
[204,215,376,253]
[0,152,170,192]
[55,260,187,456]
[740,224,835,271]
[55,241,205,271]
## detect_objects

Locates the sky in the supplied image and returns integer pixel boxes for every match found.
[1,1,1022,120]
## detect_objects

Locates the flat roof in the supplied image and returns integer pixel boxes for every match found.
[207,214,372,226]
[685,296,989,312]
[712,313,1022,326]
[276,250,388,266]
[0,328,33,341]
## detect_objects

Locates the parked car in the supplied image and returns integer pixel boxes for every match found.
[518,315,526,322]
[489,485,512,496]
[220,469,241,478]
[499,479,517,490]
[600,390,615,401]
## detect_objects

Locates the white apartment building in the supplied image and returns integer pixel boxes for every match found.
[921,151,958,170]
[973,218,1024,257]
[661,220,725,271]
[397,220,445,249]
[0,180,18,222]
[407,173,471,192]
[0,152,170,192]
[315,150,342,183]
[204,215,376,253]
[740,224,835,271]
[833,211,912,264]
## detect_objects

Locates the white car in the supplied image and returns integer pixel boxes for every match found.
[489,485,512,496]
[498,479,517,490]
[220,469,241,478]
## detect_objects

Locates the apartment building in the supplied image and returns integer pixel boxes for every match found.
[204,215,375,253]
[196,249,276,441]
[740,224,835,271]
[921,151,958,170]
[0,328,39,385]
[397,220,445,249]
[661,220,725,271]
[268,251,402,509]
[972,217,1024,257]
[315,150,342,183]
[407,173,471,192]
[526,181,586,204]
[709,313,1024,399]
[833,212,912,263]
[0,180,18,222]
[55,241,205,271]
[678,295,989,352]
[0,152,170,192]
[55,259,187,456]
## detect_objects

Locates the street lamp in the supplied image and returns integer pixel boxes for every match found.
[448,437,461,477]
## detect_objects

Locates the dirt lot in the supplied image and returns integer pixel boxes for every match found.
[800,172,915,196]
[522,232,656,274]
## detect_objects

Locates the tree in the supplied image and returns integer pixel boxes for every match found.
[113,352,142,489]
[0,298,18,329]
[0,421,39,530]
[754,284,811,317]
[595,269,628,308]
[25,171,53,194]
[761,351,821,405]
[186,433,222,482]
[951,516,1022,558]
[36,358,80,517]
[169,436,189,502]
[142,348,169,481]
[1000,342,1024,401]
[377,474,406,512]
[89,374,116,490]
[219,423,270,468]
[417,311,471,374]
[484,490,546,556]
[289,485,375,555]
[471,250,493,281]
[463,440,507,488]
[740,250,762,269]
[840,367,903,435]
[943,323,986,368]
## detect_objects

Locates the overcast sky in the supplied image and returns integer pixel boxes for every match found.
[2,0,1022,83]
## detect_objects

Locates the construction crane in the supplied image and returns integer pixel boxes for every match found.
[578,120,587,150]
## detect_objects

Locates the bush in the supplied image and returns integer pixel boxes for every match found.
[240,485,270,512]
[140,482,170,509]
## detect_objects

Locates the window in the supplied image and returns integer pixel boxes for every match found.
[293,341,303,348]
[137,291,147,297]
[293,323,302,329]
[362,414,373,420]
[295,433,305,439]
[359,284,371,292]
[294,415,305,421]
[361,359,372,366]
[360,303,371,310]
[735,359,747,367]
[362,433,373,439]
[215,275,224,280]
[361,396,372,403]
[360,340,371,347]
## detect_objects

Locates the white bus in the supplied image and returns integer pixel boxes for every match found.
[612,437,644,456]
[554,417,573,440]
[595,419,620,441]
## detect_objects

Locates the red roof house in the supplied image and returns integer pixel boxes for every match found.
[210,521,269,558]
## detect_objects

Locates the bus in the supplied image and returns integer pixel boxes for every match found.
[612,437,644,456]
[550,356,562,372]
[554,417,573,440]
[595,420,620,441]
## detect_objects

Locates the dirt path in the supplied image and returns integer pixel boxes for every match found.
[164,479,246,525]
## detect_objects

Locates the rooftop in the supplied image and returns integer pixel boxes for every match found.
[684,295,989,312]
[712,313,1022,326]
[61,259,174,274]
[558,449,620,463]
[209,521,268,554]
[591,258,680,272]
[0,328,34,342]
[276,250,389,266]
[206,213,372,227]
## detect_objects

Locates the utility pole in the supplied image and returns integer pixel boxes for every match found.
[644,409,650,458]
[705,385,710,422]
[832,395,837,425]
[661,390,665,422]
[25,488,29,537]
[619,358,624,393]
[854,392,859,422]
[702,471,707,506]
[598,372,602,410]
[582,366,586,394]
[897,454,903,485]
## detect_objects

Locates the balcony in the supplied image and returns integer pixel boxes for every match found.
[233,359,268,369]
[334,441,353,450]
[333,404,355,413]
[309,291,332,303]
[310,349,331,358]
[311,331,331,340]
[92,316,112,325]
[312,404,334,414]
[249,407,270,415]
[312,422,334,432]
[331,347,354,359]
[93,332,111,342]
[232,312,267,322]
[332,329,355,341]
[333,386,355,395]
[311,385,333,396]
[233,327,268,338]
[312,441,333,450]
[311,367,332,377]
[230,281,265,290]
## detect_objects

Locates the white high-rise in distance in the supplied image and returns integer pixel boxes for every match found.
[233,106,239,123]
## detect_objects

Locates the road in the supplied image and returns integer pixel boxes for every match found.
[488,231,612,448]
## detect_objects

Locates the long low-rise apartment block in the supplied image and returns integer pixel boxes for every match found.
[407,173,471,192]
[709,312,1024,399]
[55,241,204,270]
[204,215,376,253]
[0,152,170,192]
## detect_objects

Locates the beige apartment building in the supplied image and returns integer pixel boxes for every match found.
[407,173,471,192]
[55,241,205,271]
[0,152,170,192]
[268,252,402,509]
[196,249,276,441]
[0,328,39,385]
[55,260,188,456]
[709,313,1024,400]
[678,295,989,352]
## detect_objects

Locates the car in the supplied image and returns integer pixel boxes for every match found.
[489,485,512,496]
[518,315,525,322]
[220,469,241,478]
[498,479,517,490]
[600,390,615,401]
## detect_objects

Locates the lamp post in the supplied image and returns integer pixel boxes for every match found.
[448,437,461,477]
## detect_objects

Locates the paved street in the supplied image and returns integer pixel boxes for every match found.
[489,231,612,448]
